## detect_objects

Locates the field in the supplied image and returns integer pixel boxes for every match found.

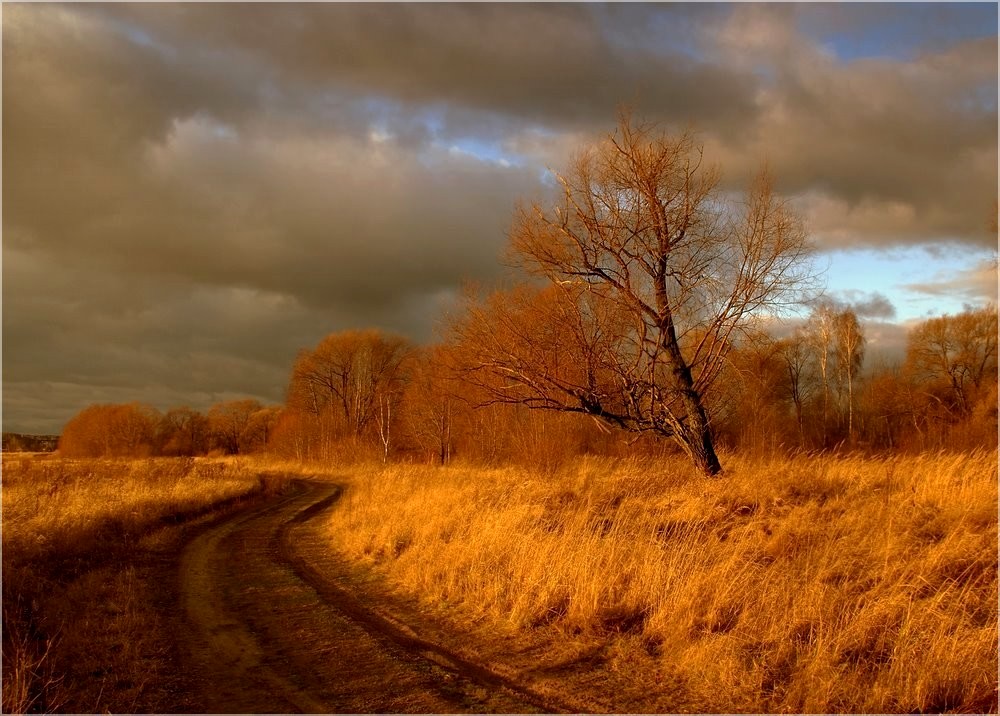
[326,450,998,713]
[1,455,286,713]
[3,450,996,713]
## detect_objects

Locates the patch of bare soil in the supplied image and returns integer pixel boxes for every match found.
[176,480,549,713]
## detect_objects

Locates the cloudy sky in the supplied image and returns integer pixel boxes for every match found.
[3,2,997,435]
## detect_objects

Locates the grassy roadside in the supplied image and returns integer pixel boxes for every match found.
[326,451,998,713]
[1,455,289,713]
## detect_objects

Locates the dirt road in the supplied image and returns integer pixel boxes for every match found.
[177,479,558,713]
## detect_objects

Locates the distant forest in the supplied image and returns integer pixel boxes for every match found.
[2,433,59,453]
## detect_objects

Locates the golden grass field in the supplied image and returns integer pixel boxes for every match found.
[1,455,283,713]
[3,450,996,713]
[327,451,999,713]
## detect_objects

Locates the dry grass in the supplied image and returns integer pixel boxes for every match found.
[328,450,998,713]
[1,454,283,714]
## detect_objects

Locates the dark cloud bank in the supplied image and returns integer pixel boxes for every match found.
[3,3,997,433]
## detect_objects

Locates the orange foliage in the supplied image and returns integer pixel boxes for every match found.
[59,403,159,458]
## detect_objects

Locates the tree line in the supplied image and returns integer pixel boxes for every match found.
[59,400,281,459]
[57,303,998,465]
[56,114,997,473]
[2,433,59,452]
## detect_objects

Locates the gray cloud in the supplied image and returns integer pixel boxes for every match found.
[861,320,911,365]
[832,291,899,321]
[2,3,996,433]
[704,6,997,248]
[902,259,1000,304]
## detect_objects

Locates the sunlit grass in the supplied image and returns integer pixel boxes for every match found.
[328,451,998,713]
[2,456,268,556]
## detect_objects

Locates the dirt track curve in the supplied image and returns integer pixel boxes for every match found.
[177,479,560,713]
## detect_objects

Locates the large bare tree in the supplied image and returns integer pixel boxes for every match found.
[453,113,814,476]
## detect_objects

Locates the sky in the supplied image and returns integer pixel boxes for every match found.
[3,2,998,435]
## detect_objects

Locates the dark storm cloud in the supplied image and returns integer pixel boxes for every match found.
[4,241,453,433]
[95,3,759,136]
[2,3,996,433]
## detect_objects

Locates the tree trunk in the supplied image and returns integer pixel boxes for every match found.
[795,402,804,448]
[688,432,722,476]
[661,311,723,477]
[847,369,854,444]
[678,399,723,476]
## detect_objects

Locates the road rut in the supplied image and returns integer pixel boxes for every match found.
[177,480,553,713]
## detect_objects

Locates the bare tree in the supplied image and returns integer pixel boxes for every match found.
[778,328,813,447]
[807,303,837,447]
[906,306,998,418]
[719,331,791,455]
[834,309,865,443]
[207,399,263,455]
[247,405,282,452]
[375,393,393,463]
[157,407,209,456]
[403,346,458,465]
[286,329,413,455]
[452,112,815,476]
